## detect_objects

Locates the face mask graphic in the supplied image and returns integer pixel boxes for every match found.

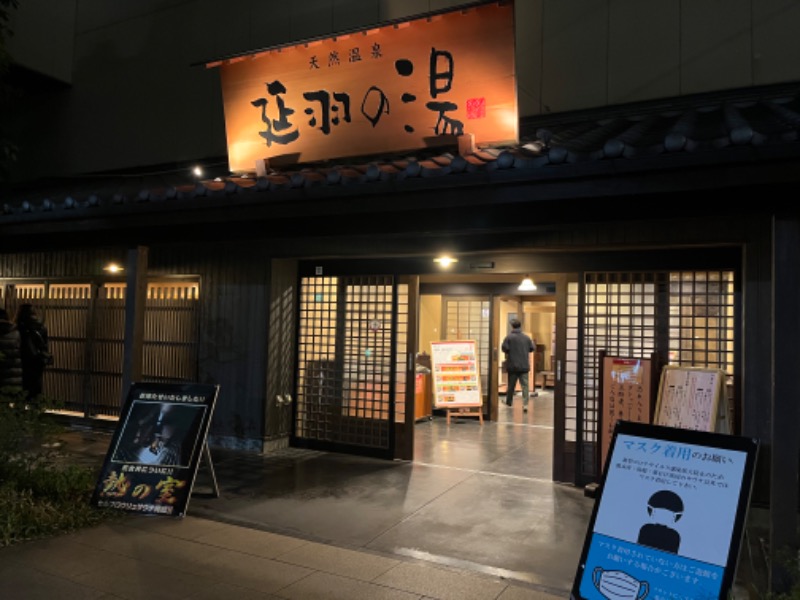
[593,567,650,600]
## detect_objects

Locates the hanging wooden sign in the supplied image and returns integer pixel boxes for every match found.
[209,1,518,172]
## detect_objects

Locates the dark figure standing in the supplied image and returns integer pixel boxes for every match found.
[14,304,50,401]
[501,318,535,412]
[0,308,23,394]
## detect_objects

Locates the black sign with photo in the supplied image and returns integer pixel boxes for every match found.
[91,382,219,518]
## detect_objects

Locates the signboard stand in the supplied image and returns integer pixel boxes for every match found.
[430,340,483,425]
[654,365,728,433]
[200,442,220,498]
[91,382,220,518]
[596,351,659,476]
[572,420,759,600]
[585,351,660,498]
[444,405,484,425]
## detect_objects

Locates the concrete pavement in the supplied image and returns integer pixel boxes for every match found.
[0,514,562,599]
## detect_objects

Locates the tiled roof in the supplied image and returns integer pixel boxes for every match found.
[4,83,800,222]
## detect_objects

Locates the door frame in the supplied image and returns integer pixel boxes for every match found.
[552,272,580,483]
[291,273,414,460]
[394,275,418,460]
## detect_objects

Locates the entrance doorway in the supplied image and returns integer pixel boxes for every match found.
[415,276,560,482]
[495,294,556,413]
[292,271,567,479]
[292,267,738,488]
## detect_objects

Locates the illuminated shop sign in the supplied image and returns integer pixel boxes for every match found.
[209,1,517,173]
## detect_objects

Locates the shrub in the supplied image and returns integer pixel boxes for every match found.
[0,388,121,546]
[767,548,800,600]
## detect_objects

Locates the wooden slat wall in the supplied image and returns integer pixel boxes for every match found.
[143,298,198,382]
[44,292,92,414]
[148,242,272,448]
[89,293,124,416]
[1,281,201,418]
[0,244,272,448]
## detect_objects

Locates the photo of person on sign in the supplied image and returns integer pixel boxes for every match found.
[112,401,205,468]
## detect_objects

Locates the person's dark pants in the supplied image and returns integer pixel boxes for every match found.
[505,371,530,407]
[22,366,44,401]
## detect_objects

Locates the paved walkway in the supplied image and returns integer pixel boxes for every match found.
[1,394,766,599]
[0,514,561,599]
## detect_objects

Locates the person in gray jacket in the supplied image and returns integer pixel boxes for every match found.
[501,318,535,412]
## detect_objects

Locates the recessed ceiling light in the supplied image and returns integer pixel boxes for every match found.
[433,256,458,268]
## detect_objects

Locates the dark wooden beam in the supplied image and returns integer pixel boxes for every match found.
[121,246,148,404]
[770,214,800,593]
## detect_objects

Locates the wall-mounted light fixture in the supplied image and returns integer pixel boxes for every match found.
[518,275,537,291]
[433,255,458,268]
[104,263,124,274]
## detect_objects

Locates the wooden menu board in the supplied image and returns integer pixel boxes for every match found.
[598,352,657,473]
[654,366,728,433]
[430,340,482,408]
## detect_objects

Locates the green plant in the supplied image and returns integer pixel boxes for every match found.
[0,482,113,546]
[0,389,68,480]
[0,388,122,546]
[766,548,800,600]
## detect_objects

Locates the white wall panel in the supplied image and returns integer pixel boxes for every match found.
[379,0,429,22]
[515,0,544,117]
[681,0,752,95]
[74,0,189,35]
[608,0,679,104]
[8,0,76,84]
[250,0,296,50]
[59,2,228,175]
[291,0,336,42]
[334,0,380,32]
[190,0,254,61]
[541,0,609,113]
[430,0,469,12]
[753,0,800,85]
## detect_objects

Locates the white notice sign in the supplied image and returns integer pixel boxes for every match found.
[572,421,759,600]
[430,340,482,408]
[654,366,726,433]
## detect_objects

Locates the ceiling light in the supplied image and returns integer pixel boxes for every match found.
[433,256,458,268]
[518,275,537,291]
[104,263,123,274]
[192,166,203,177]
